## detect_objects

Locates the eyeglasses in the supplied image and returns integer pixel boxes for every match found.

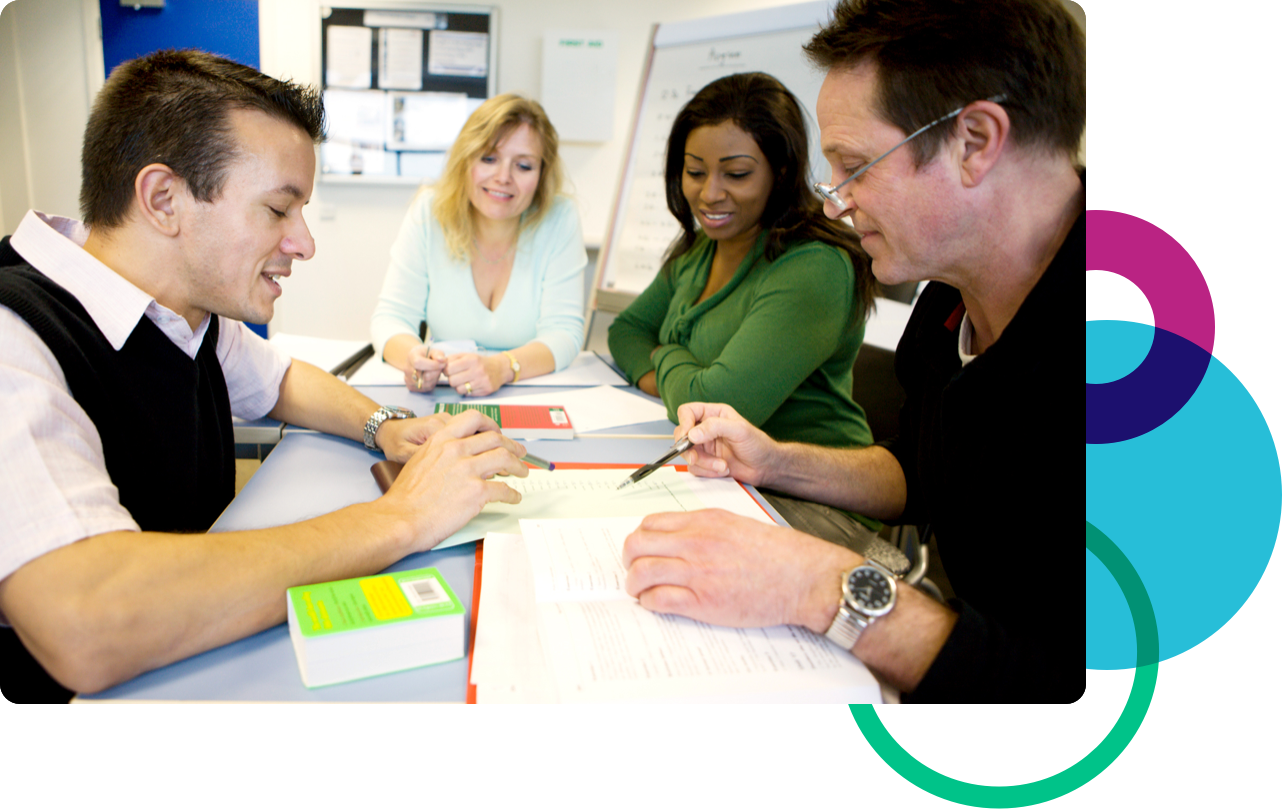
[814,95,1008,208]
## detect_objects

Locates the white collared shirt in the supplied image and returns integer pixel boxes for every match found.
[958,311,977,367]
[0,210,290,590]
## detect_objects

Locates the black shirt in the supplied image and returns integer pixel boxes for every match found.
[886,200,1085,703]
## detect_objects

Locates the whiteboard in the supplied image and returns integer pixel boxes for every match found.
[593,1,834,306]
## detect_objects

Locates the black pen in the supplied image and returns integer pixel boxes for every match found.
[617,436,693,489]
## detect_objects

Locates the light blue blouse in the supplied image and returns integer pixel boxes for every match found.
[370,191,588,370]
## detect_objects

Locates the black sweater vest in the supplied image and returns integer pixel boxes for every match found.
[0,237,235,531]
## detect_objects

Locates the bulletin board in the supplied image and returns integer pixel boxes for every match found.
[318,2,498,184]
[591,1,832,313]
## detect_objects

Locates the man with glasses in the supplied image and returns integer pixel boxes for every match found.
[622,0,1085,702]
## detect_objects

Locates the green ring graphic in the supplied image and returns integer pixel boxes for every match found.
[849,522,1158,808]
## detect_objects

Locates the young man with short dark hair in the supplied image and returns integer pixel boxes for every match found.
[0,50,527,702]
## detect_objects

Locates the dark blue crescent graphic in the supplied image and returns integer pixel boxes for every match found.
[1087,325,1205,446]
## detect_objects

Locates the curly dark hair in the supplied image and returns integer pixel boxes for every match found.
[80,49,325,229]
[662,72,875,321]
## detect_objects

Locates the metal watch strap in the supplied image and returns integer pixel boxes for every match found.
[363,406,414,451]
[824,560,896,650]
[825,603,871,649]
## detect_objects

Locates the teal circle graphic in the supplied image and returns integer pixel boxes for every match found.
[1085,319,1151,384]
[850,523,1158,808]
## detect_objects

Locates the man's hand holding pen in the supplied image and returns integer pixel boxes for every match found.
[674,402,779,487]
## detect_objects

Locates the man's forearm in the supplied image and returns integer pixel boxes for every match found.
[267,359,381,443]
[0,499,416,694]
[766,443,908,521]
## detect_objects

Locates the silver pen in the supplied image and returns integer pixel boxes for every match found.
[617,436,694,490]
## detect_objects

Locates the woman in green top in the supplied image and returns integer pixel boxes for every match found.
[608,72,878,448]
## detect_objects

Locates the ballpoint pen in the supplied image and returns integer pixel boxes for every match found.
[523,452,555,471]
[413,338,434,390]
[617,436,694,489]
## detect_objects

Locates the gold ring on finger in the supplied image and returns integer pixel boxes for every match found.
[465,382,473,395]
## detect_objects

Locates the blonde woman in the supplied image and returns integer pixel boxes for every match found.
[371,94,587,395]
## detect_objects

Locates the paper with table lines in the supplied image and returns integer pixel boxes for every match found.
[435,467,700,550]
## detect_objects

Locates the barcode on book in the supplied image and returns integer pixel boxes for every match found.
[549,407,568,426]
[401,576,449,607]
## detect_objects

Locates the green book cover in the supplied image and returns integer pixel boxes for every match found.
[288,567,463,638]
[286,567,466,688]
[434,402,502,423]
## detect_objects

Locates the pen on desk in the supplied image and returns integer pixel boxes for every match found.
[330,343,374,381]
[524,452,555,471]
[617,436,694,489]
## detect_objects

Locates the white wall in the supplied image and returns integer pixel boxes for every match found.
[0,0,102,235]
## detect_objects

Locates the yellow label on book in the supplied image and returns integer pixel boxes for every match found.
[360,576,412,620]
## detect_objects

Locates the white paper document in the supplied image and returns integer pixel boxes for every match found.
[428,30,488,77]
[525,517,876,702]
[388,91,470,150]
[428,338,479,357]
[538,598,881,703]
[326,25,373,89]
[345,359,406,386]
[508,352,627,387]
[322,89,386,146]
[522,516,643,602]
[472,519,883,704]
[379,28,424,90]
[269,333,370,373]
[471,533,557,703]
[864,298,914,351]
[436,467,705,550]
[364,10,437,29]
[321,141,390,177]
[345,349,624,390]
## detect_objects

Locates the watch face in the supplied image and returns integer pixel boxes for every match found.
[847,567,894,613]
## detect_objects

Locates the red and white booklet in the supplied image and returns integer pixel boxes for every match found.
[432,403,574,440]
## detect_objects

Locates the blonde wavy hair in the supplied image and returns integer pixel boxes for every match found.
[430,94,564,260]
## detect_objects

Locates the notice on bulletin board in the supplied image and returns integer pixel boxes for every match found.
[541,30,618,142]
[380,28,425,90]
[429,30,489,77]
[326,25,374,89]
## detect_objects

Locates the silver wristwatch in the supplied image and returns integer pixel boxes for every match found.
[824,560,898,650]
[363,405,415,451]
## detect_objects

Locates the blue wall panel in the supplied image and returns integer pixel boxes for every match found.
[100,1,267,334]
[101,0,260,75]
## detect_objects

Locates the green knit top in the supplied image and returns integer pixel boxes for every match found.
[608,231,872,449]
